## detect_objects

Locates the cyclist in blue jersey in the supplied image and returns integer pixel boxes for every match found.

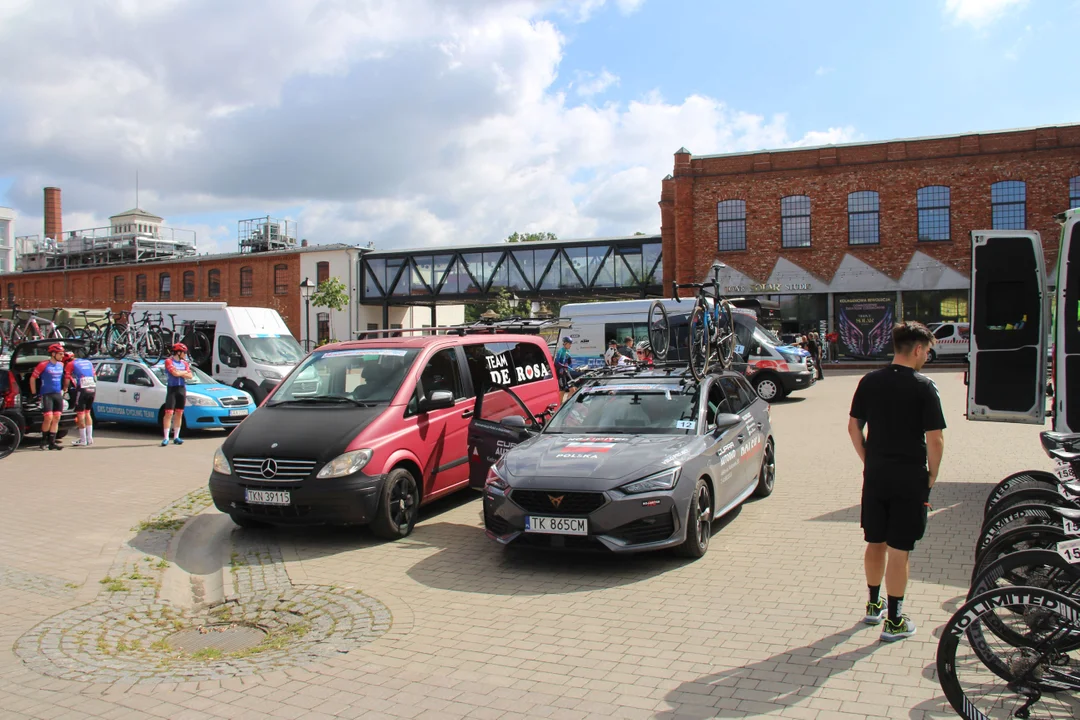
[30,343,67,450]
[553,337,574,402]
[161,343,193,446]
[64,352,97,447]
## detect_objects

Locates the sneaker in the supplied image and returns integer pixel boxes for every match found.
[173,437,184,445]
[48,444,63,451]
[863,599,886,625]
[881,616,917,642]
[161,439,170,447]
[71,439,86,446]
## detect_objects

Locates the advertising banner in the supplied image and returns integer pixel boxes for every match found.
[835,295,895,359]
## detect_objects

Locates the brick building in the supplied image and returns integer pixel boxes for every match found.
[659,123,1080,347]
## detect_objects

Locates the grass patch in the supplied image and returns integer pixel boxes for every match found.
[155,559,169,569]
[191,647,223,661]
[99,576,128,592]
[133,517,185,533]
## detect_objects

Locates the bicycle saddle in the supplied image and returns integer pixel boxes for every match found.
[1041,431,1080,454]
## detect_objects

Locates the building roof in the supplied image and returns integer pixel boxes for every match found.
[365,233,661,257]
[691,121,1080,160]
[109,208,164,221]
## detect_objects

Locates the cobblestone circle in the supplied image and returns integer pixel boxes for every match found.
[14,489,392,684]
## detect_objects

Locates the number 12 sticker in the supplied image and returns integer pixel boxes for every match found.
[1057,538,1080,564]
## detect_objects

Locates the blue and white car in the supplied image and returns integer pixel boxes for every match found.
[89,358,257,430]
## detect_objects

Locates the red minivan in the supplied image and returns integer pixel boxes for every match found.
[208,333,560,539]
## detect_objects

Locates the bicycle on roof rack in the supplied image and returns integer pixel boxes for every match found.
[649,279,738,381]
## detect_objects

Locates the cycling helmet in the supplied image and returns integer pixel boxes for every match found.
[172,343,188,354]
[635,340,651,353]
[48,343,65,354]
[63,352,74,362]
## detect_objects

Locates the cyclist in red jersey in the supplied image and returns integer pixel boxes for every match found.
[30,343,67,450]
[162,344,193,446]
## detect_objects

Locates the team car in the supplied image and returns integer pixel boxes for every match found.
[89,357,256,430]
[476,366,775,558]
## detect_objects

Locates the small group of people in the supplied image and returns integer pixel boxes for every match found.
[24,341,194,450]
[552,335,655,402]
[791,331,826,380]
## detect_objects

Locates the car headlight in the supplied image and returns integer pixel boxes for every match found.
[212,446,232,474]
[777,350,802,364]
[257,369,282,380]
[619,468,680,494]
[316,449,373,478]
[485,461,509,491]
[186,394,216,406]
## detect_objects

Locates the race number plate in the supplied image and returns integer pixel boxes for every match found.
[1054,462,1076,481]
[229,409,249,417]
[1057,538,1080,564]
[524,516,587,535]
[1065,517,1080,536]
[244,489,290,506]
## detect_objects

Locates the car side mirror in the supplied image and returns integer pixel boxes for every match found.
[136,377,153,387]
[500,415,527,430]
[712,412,742,434]
[420,390,455,412]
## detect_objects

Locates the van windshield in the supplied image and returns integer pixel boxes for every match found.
[755,327,780,347]
[269,348,420,406]
[238,335,304,366]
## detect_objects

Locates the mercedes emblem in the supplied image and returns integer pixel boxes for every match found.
[260,458,278,479]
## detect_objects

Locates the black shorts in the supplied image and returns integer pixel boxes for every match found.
[42,393,64,414]
[165,385,187,411]
[861,469,930,552]
[75,391,95,413]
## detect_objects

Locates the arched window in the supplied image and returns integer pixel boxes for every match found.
[991,180,1026,230]
[114,276,125,301]
[917,186,950,241]
[183,271,195,299]
[1070,176,1080,210]
[240,266,253,297]
[316,261,330,286]
[208,269,221,298]
[716,199,746,251]
[159,272,171,301]
[135,273,147,301]
[781,195,811,248]
[848,191,880,246]
[274,264,289,295]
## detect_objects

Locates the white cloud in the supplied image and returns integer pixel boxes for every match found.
[573,69,620,96]
[814,66,833,77]
[944,0,1027,27]
[0,0,855,252]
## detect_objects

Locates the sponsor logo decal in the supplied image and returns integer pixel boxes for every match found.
[641,499,661,507]
[740,433,763,457]
[562,442,615,453]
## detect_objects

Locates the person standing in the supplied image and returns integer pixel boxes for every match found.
[64,353,97,446]
[619,336,635,360]
[848,322,945,642]
[30,343,67,450]
[162,343,193,446]
[553,337,574,403]
[604,339,619,366]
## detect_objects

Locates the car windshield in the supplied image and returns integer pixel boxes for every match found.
[151,364,216,386]
[755,327,780,347]
[546,382,700,435]
[238,335,304,366]
[269,347,420,406]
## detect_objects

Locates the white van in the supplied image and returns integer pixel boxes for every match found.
[131,302,304,403]
[927,322,969,361]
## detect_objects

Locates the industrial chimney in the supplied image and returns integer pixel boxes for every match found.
[44,187,62,240]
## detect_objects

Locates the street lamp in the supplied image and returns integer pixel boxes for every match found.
[299,277,316,348]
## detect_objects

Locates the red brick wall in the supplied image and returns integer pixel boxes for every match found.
[662,125,1080,286]
[1,254,303,338]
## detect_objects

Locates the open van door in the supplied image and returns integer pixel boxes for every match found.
[1054,210,1080,432]
[967,230,1048,424]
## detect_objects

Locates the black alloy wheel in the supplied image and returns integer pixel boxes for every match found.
[754,440,776,497]
[372,467,420,540]
[675,478,712,558]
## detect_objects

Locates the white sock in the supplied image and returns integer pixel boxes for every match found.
[87,425,93,443]
[80,427,87,443]
[164,424,171,441]
[173,426,181,440]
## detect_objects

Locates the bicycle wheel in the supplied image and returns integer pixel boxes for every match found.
[0,414,20,460]
[688,303,711,381]
[186,330,212,366]
[714,301,737,369]
[648,301,670,361]
[52,324,74,340]
[985,470,1062,518]
[978,503,1065,557]
[937,586,1080,720]
[983,493,1079,534]
[139,327,165,365]
[974,525,1071,582]
[105,326,128,358]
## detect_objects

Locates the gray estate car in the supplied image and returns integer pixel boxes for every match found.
[478,367,775,558]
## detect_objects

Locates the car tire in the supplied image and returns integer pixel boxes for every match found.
[240,380,266,405]
[754,439,776,498]
[753,374,783,402]
[927,348,937,363]
[229,514,270,529]
[371,467,420,540]
[675,477,712,559]
[55,428,68,440]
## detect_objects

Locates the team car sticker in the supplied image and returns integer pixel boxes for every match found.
[676,420,696,430]
[322,349,410,357]
[561,442,616,453]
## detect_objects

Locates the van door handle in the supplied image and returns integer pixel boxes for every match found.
[215,364,220,374]
[461,409,474,418]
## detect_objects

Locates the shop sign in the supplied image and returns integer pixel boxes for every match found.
[724,283,812,293]
[835,295,895,359]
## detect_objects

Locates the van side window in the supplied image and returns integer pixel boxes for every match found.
[933,325,953,340]
[419,349,464,401]
[464,341,552,395]
[218,336,243,366]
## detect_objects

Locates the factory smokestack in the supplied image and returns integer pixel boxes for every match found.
[44,187,62,240]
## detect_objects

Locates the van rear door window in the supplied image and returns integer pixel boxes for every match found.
[465,341,552,393]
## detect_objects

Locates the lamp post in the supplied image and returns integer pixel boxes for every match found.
[299,277,316,349]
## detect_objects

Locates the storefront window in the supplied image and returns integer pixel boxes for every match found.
[902,290,968,325]
[765,293,828,334]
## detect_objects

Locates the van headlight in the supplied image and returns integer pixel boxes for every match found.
[257,369,282,380]
[619,468,680,494]
[316,449,373,479]
[212,447,232,474]
[186,394,216,407]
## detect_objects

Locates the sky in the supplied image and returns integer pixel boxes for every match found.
[0,0,1076,255]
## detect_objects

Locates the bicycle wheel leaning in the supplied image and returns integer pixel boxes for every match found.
[184,330,212,366]
[0,414,20,460]
[688,302,711,381]
[648,301,670,361]
[937,586,1080,720]
[139,327,165,365]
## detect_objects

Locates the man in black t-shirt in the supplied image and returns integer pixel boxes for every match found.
[848,322,945,642]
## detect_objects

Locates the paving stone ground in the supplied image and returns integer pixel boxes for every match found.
[0,369,1055,719]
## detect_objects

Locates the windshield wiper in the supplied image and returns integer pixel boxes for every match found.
[267,396,376,408]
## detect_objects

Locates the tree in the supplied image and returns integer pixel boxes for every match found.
[465,287,523,323]
[506,231,557,243]
[310,276,348,343]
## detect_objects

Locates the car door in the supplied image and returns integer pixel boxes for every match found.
[122,363,161,424]
[701,378,743,512]
[92,361,122,420]
[406,347,473,496]
[720,376,763,492]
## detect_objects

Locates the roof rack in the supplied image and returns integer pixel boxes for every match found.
[356,317,570,339]
[569,361,697,387]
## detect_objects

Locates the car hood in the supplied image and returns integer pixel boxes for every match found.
[502,433,700,489]
[222,404,385,462]
[187,385,253,402]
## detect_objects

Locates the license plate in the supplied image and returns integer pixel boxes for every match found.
[229,409,249,417]
[524,516,587,535]
[244,489,290,506]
